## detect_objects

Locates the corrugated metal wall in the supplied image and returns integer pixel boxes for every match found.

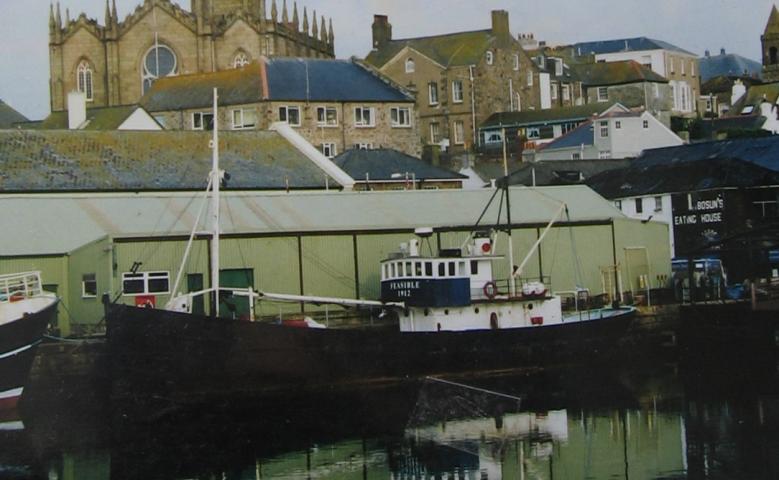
[67,237,111,335]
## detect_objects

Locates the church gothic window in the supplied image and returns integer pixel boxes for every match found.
[234,52,250,68]
[771,47,778,65]
[77,61,93,101]
[142,44,177,93]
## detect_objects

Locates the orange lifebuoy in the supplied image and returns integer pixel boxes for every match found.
[9,293,25,302]
[483,281,498,299]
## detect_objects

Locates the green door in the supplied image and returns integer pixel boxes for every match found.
[218,269,254,319]
[186,274,205,315]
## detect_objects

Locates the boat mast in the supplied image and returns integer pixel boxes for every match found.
[211,88,220,318]
[502,127,516,297]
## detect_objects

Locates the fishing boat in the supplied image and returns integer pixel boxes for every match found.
[106,90,635,403]
[0,272,58,411]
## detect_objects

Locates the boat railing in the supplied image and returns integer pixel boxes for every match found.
[0,271,44,303]
[472,276,552,300]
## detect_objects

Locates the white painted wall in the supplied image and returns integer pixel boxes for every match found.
[118,108,163,131]
[616,194,676,256]
[608,112,683,158]
[593,50,666,75]
[539,72,552,110]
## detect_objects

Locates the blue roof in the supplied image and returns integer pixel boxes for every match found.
[265,58,413,102]
[699,52,762,82]
[539,121,594,151]
[573,37,696,57]
[333,148,466,181]
[635,135,779,172]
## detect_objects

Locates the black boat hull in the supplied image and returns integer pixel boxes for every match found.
[0,301,57,410]
[106,304,635,402]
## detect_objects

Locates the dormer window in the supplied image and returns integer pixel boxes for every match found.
[486,51,494,65]
[405,58,415,73]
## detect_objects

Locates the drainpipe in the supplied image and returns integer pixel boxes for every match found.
[469,65,477,147]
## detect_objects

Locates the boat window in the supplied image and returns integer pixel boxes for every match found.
[448,262,455,276]
[458,262,465,276]
[438,262,446,277]
[415,262,423,276]
[405,262,412,277]
[425,262,433,276]
[391,263,396,278]
[471,260,479,275]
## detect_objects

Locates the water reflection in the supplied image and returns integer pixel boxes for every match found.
[8,360,779,479]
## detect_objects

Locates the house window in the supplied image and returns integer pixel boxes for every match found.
[278,106,301,126]
[122,271,170,296]
[405,58,415,73]
[142,44,177,94]
[428,82,439,105]
[321,143,337,158]
[316,106,338,126]
[550,82,558,100]
[81,273,97,298]
[390,107,411,127]
[654,196,663,212]
[452,80,464,103]
[76,61,93,101]
[562,84,570,101]
[599,120,609,137]
[527,70,533,86]
[192,112,214,131]
[232,108,256,130]
[599,150,612,159]
[354,106,375,127]
[486,51,494,65]
[615,200,622,210]
[615,121,622,129]
[691,62,695,77]
[643,119,649,129]
[233,52,250,68]
[513,54,520,71]
[670,57,675,74]
[526,127,540,139]
[681,59,686,76]
[355,143,373,150]
[571,152,581,160]
[597,87,608,102]
[635,198,643,214]
[429,122,440,143]
[484,131,502,144]
[453,120,464,145]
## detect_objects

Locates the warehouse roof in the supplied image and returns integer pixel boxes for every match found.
[0,130,342,192]
[140,58,411,112]
[0,186,623,256]
[333,148,466,181]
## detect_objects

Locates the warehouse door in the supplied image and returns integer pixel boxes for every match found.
[218,269,254,320]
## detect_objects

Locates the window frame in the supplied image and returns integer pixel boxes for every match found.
[81,273,97,298]
[429,122,440,143]
[635,198,644,214]
[453,120,465,145]
[513,54,520,71]
[233,52,250,68]
[597,86,609,102]
[428,82,439,106]
[486,51,494,65]
[316,106,338,127]
[142,44,177,94]
[231,108,256,130]
[405,58,415,73]
[192,112,214,131]
[562,84,570,101]
[76,61,94,101]
[452,80,464,103]
[121,271,170,296]
[321,142,337,158]
[278,105,301,126]
[599,120,609,138]
[354,106,376,127]
[390,106,412,128]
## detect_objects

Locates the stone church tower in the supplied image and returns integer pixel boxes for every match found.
[762,5,779,81]
[48,0,335,112]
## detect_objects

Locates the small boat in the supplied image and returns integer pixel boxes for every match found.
[106,89,636,405]
[0,272,58,411]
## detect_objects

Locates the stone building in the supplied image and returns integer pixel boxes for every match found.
[762,5,779,82]
[140,58,421,157]
[364,11,544,153]
[48,0,335,112]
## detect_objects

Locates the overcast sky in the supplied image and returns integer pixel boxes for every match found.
[0,0,774,120]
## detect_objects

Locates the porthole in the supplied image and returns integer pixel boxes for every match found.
[475,307,480,314]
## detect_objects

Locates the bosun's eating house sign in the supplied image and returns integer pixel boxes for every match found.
[671,191,730,255]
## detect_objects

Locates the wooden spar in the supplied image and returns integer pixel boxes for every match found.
[515,202,566,279]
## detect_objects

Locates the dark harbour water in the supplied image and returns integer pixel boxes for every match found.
[4,353,779,480]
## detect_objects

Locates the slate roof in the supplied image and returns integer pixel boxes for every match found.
[573,37,696,57]
[698,116,768,138]
[630,135,779,172]
[333,148,466,181]
[699,52,762,82]
[0,99,28,128]
[501,159,631,187]
[538,121,595,150]
[264,57,412,102]
[365,30,495,68]
[481,103,611,129]
[572,60,668,87]
[38,105,148,130]
[141,58,411,112]
[587,157,779,200]
[0,130,343,192]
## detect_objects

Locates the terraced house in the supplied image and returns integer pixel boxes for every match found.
[140,58,420,157]
[48,0,336,112]
[365,10,544,153]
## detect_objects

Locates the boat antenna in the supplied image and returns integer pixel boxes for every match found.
[211,88,221,318]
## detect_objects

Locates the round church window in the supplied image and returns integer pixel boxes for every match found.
[142,45,177,93]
